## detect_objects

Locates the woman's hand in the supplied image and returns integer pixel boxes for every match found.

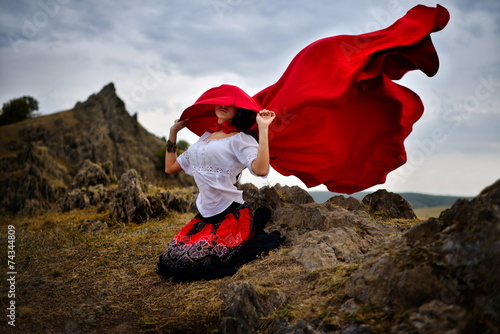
[170,118,188,134]
[251,109,275,176]
[256,109,276,128]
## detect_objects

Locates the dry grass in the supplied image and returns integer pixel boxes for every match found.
[0,110,76,159]
[0,208,373,333]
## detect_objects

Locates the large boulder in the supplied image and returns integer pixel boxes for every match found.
[272,201,396,271]
[362,189,417,219]
[240,183,314,214]
[325,195,367,212]
[288,227,370,271]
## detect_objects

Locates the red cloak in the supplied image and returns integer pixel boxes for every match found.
[180,4,450,194]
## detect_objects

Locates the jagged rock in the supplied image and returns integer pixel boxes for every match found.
[273,184,315,205]
[240,183,314,215]
[109,170,197,222]
[72,159,116,188]
[240,183,284,213]
[362,189,416,219]
[273,203,332,231]
[0,144,68,215]
[325,195,366,212]
[148,192,171,218]
[345,179,500,332]
[263,290,288,315]
[390,300,468,334]
[111,169,152,223]
[58,184,114,213]
[220,282,264,334]
[273,203,394,243]
[271,199,396,271]
[271,318,325,334]
[166,189,198,213]
[289,227,369,271]
[58,160,117,212]
[59,166,197,216]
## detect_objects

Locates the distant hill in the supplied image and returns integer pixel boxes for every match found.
[308,190,467,209]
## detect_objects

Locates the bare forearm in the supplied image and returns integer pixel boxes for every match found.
[252,127,270,176]
[165,119,185,174]
[165,131,176,173]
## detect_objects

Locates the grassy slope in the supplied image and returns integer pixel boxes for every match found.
[1,208,386,334]
[0,110,76,159]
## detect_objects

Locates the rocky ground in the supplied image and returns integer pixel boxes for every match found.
[1,161,498,333]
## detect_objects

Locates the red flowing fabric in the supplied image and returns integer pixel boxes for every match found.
[182,4,450,194]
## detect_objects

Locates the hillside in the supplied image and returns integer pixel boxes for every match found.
[0,83,192,215]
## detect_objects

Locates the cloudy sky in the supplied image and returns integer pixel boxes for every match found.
[1,0,499,197]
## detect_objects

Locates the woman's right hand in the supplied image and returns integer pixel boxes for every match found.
[170,118,188,134]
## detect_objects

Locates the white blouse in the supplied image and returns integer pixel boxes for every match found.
[177,131,266,217]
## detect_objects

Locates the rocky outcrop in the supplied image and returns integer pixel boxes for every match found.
[239,183,314,217]
[0,83,193,215]
[343,179,500,333]
[0,143,69,215]
[114,170,198,223]
[58,159,197,222]
[220,282,265,334]
[212,180,499,334]
[270,196,398,271]
[72,159,116,188]
[58,184,115,213]
[362,189,417,219]
[111,169,153,223]
[220,282,289,334]
[58,160,117,212]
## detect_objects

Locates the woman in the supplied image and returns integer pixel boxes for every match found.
[157,85,283,281]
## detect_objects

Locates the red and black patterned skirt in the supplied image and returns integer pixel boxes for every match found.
[157,202,282,281]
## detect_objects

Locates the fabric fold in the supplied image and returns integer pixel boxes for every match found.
[253,4,449,193]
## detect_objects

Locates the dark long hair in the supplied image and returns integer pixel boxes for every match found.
[231,108,258,141]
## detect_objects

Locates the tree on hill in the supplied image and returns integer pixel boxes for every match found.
[0,96,39,126]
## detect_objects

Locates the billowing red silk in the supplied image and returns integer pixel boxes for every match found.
[180,4,450,194]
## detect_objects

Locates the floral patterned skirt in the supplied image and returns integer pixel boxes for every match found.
[157,202,283,281]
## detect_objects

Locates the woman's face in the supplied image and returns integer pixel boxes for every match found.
[215,105,238,123]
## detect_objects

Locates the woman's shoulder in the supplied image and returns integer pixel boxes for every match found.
[234,132,258,145]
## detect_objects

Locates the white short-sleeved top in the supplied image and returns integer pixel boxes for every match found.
[177,131,266,217]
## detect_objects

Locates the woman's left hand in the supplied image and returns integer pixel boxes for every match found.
[256,109,276,128]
